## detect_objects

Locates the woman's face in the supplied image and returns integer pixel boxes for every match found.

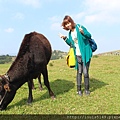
[65,22,72,30]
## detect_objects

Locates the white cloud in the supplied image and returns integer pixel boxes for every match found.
[13,12,24,20]
[49,16,62,22]
[84,11,119,24]
[84,0,120,12]
[50,22,61,31]
[18,0,41,8]
[4,28,14,33]
[78,0,120,24]
[74,12,85,20]
[49,16,63,31]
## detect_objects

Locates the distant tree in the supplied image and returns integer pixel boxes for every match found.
[51,50,67,60]
[0,55,12,64]
[0,50,67,63]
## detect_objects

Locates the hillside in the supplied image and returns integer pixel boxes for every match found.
[51,49,120,60]
[0,55,12,64]
[98,50,120,56]
[51,50,67,60]
[0,50,68,64]
[1,49,120,64]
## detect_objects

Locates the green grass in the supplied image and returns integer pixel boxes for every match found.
[0,55,120,115]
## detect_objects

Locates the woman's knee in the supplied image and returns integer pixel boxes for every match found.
[84,73,89,78]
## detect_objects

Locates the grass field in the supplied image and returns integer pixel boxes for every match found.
[0,55,120,115]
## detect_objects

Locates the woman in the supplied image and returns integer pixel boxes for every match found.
[59,15,92,96]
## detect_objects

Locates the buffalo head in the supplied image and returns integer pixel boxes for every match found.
[0,75,16,110]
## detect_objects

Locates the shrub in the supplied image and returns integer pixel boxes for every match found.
[49,62,53,66]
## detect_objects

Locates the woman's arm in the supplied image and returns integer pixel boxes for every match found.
[59,33,71,46]
[81,26,91,39]
[77,24,91,39]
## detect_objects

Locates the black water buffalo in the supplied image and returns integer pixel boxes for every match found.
[0,31,55,110]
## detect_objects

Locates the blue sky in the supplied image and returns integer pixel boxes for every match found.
[0,0,120,55]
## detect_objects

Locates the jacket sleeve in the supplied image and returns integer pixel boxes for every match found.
[82,26,91,39]
[64,37,71,46]
[64,32,74,47]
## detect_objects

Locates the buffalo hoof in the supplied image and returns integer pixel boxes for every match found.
[51,96,56,100]
[27,98,33,104]
[39,87,43,91]
[32,87,36,90]
[27,100,33,106]
[0,107,6,111]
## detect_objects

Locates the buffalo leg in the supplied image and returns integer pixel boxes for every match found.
[31,74,42,90]
[31,79,35,89]
[27,79,33,103]
[42,66,55,98]
[38,74,43,90]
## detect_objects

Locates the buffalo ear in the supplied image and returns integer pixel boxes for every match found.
[4,84,11,92]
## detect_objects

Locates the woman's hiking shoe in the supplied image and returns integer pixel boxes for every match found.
[84,90,90,95]
[77,91,82,96]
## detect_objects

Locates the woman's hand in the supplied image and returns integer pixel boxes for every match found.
[59,33,66,39]
[79,26,84,35]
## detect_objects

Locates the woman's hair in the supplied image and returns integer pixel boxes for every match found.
[61,15,76,31]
